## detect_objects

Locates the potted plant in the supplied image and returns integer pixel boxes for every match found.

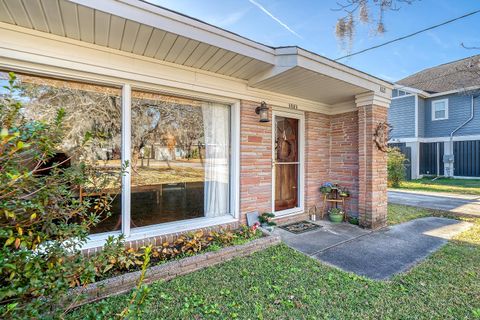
[258,212,276,231]
[339,187,350,198]
[328,208,344,223]
[347,214,359,225]
[319,182,333,194]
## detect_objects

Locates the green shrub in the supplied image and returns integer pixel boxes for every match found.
[387,147,407,188]
[0,72,120,318]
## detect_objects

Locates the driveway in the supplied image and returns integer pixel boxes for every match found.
[388,189,480,217]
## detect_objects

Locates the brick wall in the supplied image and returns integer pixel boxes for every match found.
[328,111,359,214]
[239,103,362,223]
[238,100,387,229]
[239,100,273,223]
[358,104,388,229]
[304,111,330,210]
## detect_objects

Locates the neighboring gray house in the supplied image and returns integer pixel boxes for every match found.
[389,55,480,179]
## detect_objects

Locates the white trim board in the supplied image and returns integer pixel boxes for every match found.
[84,215,237,250]
[414,94,419,138]
[393,84,480,99]
[389,135,480,143]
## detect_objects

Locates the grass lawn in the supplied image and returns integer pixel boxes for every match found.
[387,203,462,225]
[394,177,480,196]
[68,205,480,319]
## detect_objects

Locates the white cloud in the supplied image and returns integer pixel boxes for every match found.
[426,31,449,49]
[211,9,250,28]
[248,0,302,39]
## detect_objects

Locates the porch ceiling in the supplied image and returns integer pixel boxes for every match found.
[0,0,273,80]
[250,66,366,105]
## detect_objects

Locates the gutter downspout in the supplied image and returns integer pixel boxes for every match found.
[448,95,477,176]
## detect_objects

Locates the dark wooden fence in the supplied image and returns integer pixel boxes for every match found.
[454,140,480,177]
[420,142,444,176]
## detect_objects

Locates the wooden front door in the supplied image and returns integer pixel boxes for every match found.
[274,115,299,211]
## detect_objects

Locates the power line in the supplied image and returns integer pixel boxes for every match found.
[335,9,480,61]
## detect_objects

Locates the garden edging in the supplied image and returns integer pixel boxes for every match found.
[70,231,281,307]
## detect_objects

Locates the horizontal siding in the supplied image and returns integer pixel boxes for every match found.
[425,93,480,137]
[388,95,416,138]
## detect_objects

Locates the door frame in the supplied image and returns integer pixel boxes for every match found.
[271,108,305,216]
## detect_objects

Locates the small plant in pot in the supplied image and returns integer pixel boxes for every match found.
[339,187,350,198]
[319,182,334,194]
[328,207,344,223]
[347,214,359,225]
[258,212,276,231]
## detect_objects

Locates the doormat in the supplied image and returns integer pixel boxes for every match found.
[279,221,322,234]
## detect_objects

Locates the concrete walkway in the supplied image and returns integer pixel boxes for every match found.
[276,217,472,280]
[388,189,480,217]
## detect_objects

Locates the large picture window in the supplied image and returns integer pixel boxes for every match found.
[1,72,233,236]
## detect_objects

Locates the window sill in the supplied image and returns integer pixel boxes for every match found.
[83,215,237,250]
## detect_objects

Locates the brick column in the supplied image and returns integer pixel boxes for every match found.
[239,100,272,224]
[356,93,391,229]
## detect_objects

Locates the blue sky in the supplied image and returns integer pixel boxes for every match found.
[147,0,480,82]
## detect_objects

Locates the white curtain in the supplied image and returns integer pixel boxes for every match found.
[202,102,230,218]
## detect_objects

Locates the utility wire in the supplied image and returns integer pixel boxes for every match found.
[335,9,480,61]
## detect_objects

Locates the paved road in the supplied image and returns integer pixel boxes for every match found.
[388,189,480,217]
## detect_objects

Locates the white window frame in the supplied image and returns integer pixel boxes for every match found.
[86,86,241,247]
[271,108,305,217]
[431,98,449,121]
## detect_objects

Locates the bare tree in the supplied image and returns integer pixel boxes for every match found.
[333,0,416,51]
[17,81,122,164]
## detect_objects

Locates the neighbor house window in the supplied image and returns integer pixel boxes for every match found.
[432,99,448,120]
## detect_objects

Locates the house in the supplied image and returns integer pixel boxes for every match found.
[0,0,392,251]
[389,55,480,179]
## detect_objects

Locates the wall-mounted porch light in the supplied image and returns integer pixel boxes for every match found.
[255,101,270,122]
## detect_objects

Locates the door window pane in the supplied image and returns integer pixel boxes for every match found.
[130,91,231,227]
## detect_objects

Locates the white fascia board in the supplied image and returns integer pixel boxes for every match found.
[294,47,392,95]
[428,85,480,97]
[68,0,275,64]
[414,94,419,138]
[389,135,480,143]
[393,84,429,97]
[393,84,480,98]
